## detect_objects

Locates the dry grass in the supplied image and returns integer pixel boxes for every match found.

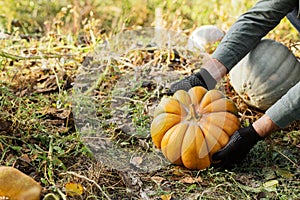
[0,0,300,199]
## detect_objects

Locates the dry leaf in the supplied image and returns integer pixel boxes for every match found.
[160,194,172,200]
[262,180,279,192]
[276,169,294,179]
[151,176,165,185]
[19,154,32,164]
[65,182,83,196]
[180,176,202,184]
[0,166,42,200]
[130,156,143,166]
[0,119,12,134]
[172,166,187,176]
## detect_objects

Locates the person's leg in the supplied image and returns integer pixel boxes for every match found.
[287,8,300,32]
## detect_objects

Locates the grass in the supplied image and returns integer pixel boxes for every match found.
[0,0,300,199]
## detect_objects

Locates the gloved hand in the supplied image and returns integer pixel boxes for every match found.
[167,68,217,95]
[212,124,264,168]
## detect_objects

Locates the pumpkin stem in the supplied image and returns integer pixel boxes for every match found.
[189,104,200,120]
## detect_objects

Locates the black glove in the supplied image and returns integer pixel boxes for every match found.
[167,68,217,95]
[212,124,264,168]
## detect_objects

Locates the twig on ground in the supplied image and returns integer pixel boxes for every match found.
[0,50,74,61]
[276,150,300,168]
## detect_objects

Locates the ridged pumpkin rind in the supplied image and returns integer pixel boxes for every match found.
[229,39,300,110]
[150,86,240,170]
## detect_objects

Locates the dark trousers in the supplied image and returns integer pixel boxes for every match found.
[287,8,300,33]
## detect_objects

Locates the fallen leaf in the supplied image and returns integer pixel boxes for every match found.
[262,180,279,192]
[151,176,165,185]
[161,193,172,200]
[65,182,83,196]
[172,166,189,176]
[276,169,294,179]
[19,154,32,164]
[0,166,42,200]
[180,176,202,184]
[0,119,12,134]
[130,156,143,166]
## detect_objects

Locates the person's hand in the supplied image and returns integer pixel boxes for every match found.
[212,124,264,168]
[167,68,217,95]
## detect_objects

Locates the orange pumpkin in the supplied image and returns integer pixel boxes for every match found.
[151,86,240,170]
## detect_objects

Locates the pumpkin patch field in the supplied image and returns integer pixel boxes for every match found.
[0,0,299,199]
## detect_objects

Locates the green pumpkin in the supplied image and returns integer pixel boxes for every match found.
[229,39,300,110]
